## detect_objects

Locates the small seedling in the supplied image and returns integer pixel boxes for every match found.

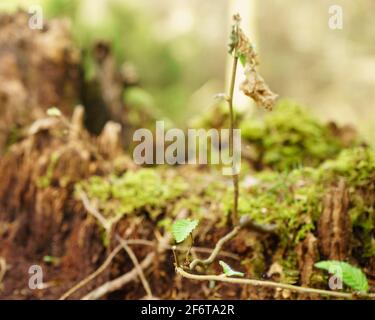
[315,260,369,293]
[171,219,199,243]
[172,219,199,266]
[219,260,244,277]
[224,14,278,225]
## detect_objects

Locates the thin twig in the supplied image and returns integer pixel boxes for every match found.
[59,244,122,300]
[115,235,153,298]
[82,224,175,300]
[189,226,241,270]
[79,190,153,298]
[79,191,111,231]
[176,267,375,300]
[82,252,156,300]
[60,236,240,300]
[78,192,188,300]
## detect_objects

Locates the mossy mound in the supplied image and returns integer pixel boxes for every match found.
[76,146,375,262]
[74,108,374,292]
[191,100,358,171]
[76,168,188,224]
[240,100,358,170]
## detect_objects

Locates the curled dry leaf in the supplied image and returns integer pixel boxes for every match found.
[230,14,258,67]
[230,14,278,110]
[240,66,278,111]
[236,29,258,67]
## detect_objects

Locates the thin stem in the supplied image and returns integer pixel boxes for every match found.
[185,233,194,264]
[228,53,239,226]
[188,217,277,271]
[176,267,375,300]
[172,246,179,268]
[189,226,241,270]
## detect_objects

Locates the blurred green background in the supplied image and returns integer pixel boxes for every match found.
[1,0,374,144]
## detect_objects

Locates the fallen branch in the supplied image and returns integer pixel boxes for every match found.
[176,267,375,300]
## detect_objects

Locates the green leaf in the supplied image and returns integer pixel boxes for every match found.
[315,260,369,292]
[171,219,199,243]
[47,107,62,117]
[219,260,244,277]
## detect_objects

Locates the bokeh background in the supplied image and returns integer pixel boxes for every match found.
[1,0,374,144]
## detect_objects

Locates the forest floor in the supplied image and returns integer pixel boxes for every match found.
[0,11,374,300]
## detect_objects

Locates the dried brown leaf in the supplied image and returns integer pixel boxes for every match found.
[240,66,278,110]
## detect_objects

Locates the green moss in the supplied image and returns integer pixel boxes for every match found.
[318,147,375,187]
[241,242,266,278]
[222,168,320,246]
[220,145,374,284]
[240,100,354,171]
[76,144,374,267]
[189,102,233,130]
[189,100,355,172]
[220,147,374,260]
[280,252,300,285]
[76,169,188,224]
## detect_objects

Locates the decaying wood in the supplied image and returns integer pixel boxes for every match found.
[296,233,318,287]
[0,109,128,298]
[318,179,351,260]
[0,10,81,154]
